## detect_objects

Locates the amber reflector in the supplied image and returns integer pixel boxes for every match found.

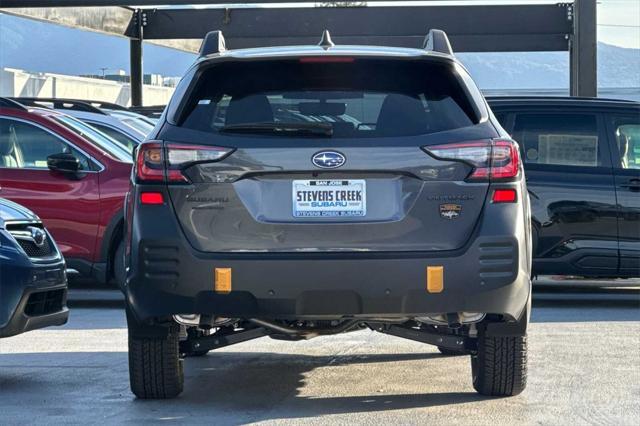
[215,268,232,293]
[426,266,444,293]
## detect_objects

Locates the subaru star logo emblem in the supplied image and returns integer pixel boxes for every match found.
[28,226,47,247]
[312,151,346,169]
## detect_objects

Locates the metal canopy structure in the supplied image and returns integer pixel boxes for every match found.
[2,1,597,106]
[125,4,572,52]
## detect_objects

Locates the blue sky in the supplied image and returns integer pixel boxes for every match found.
[597,0,640,48]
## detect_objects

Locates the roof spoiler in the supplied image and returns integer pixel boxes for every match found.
[422,29,453,55]
[197,29,453,56]
[199,30,227,57]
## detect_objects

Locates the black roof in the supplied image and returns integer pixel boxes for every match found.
[486,96,639,109]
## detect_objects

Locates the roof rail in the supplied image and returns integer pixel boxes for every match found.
[199,31,227,57]
[0,97,28,111]
[10,97,108,115]
[87,100,128,111]
[423,29,453,56]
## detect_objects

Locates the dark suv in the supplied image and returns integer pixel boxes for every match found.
[0,198,68,338]
[125,30,531,399]
[488,97,640,278]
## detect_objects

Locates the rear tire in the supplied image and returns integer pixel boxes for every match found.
[128,324,184,399]
[471,333,527,396]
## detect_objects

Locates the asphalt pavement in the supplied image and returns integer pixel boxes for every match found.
[0,282,638,425]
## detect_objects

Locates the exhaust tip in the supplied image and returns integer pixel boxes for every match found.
[446,313,462,329]
[416,312,486,327]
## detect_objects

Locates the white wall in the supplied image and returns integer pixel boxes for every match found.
[0,68,174,106]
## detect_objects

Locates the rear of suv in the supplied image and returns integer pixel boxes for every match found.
[125,30,532,399]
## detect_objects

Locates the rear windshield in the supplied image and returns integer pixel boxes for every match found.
[177,59,478,138]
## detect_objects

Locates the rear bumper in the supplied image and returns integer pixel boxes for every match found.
[128,251,530,322]
[126,192,531,321]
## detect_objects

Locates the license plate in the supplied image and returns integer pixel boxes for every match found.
[293,180,366,217]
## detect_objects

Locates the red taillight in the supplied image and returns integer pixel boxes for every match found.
[135,141,233,183]
[135,142,164,182]
[492,188,517,203]
[424,138,520,181]
[490,140,520,179]
[140,192,164,205]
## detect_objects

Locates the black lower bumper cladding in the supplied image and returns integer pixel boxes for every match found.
[0,284,69,338]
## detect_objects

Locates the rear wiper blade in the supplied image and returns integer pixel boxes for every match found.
[220,122,333,137]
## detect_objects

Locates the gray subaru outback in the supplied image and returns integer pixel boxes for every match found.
[124,30,531,399]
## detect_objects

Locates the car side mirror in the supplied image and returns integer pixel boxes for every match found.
[47,152,81,174]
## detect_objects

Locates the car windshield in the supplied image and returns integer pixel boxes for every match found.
[178,58,478,138]
[52,115,132,163]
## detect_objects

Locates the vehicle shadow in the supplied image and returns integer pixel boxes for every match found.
[0,350,488,423]
[149,351,489,422]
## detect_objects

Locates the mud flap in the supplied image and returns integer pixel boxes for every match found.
[126,305,174,339]
[484,291,530,337]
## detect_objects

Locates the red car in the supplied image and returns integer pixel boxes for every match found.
[0,98,132,286]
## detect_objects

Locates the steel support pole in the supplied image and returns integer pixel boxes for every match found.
[570,0,597,97]
[129,9,144,107]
